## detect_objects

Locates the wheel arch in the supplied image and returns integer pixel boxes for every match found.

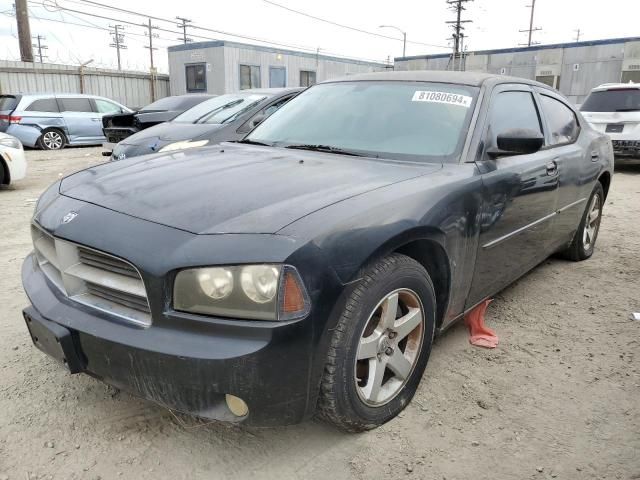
[0,154,9,185]
[598,170,611,200]
[348,227,452,329]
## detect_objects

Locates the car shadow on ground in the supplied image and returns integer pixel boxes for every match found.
[614,157,640,174]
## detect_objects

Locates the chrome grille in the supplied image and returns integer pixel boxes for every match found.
[30,224,151,327]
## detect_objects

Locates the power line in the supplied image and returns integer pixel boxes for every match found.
[109,24,126,70]
[175,16,191,44]
[519,0,541,47]
[261,0,450,49]
[446,0,472,71]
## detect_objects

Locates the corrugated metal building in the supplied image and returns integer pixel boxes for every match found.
[167,40,387,95]
[0,60,170,108]
[395,36,640,104]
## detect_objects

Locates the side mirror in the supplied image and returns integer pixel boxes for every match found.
[249,114,266,129]
[487,128,544,158]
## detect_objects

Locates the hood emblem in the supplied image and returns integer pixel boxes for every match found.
[62,211,78,224]
[117,152,127,161]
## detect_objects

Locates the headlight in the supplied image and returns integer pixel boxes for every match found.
[174,264,310,321]
[159,139,209,153]
[0,136,22,149]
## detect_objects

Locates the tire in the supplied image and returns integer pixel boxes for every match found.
[318,253,436,432]
[560,182,604,261]
[38,129,66,150]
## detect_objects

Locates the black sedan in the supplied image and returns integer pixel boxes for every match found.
[22,71,613,432]
[110,88,302,161]
[101,94,214,154]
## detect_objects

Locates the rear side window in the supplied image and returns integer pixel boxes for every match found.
[540,95,579,145]
[26,98,60,113]
[580,89,640,112]
[59,98,93,113]
[0,95,19,111]
[488,91,542,147]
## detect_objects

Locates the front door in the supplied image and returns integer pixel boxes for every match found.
[467,85,560,306]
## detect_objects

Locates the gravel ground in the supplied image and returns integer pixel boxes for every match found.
[0,147,639,480]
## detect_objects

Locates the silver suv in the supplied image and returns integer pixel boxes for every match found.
[0,94,131,150]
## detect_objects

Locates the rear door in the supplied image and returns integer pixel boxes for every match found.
[535,89,587,247]
[59,97,102,143]
[467,84,560,306]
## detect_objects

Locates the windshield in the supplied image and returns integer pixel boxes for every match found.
[581,88,640,112]
[173,93,269,124]
[247,81,478,162]
[140,95,210,112]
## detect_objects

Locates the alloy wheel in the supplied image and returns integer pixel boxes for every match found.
[355,288,425,407]
[42,131,63,150]
[582,194,601,251]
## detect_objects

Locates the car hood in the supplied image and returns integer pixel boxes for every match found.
[121,121,225,146]
[59,144,441,235]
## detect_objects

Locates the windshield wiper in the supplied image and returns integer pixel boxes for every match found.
[284,144,367,157]
[234,139,274,146]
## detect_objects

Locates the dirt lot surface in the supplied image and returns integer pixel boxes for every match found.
[0,147,639,480]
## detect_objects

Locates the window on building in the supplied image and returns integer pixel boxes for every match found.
[300,70,317,87]
[621,70,640,84]
[59,97,93,113]
[186,63,207,92]
[488,91,542,148]
[95,99,122,114]
[269,67,286,88]
[26,98,59,113]
[535,75,559,89]
[540,95,579,145]
[240,65,261,90]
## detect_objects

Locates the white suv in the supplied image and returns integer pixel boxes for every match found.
[581,83,640,157]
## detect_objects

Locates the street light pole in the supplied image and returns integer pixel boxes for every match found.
[379,25,407,58]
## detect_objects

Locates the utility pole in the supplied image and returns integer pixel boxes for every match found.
[446,0,473,71]
[109,24,127,70]
[176,17,192,44]
[32,35,47,63]
[574,28,582,42]
[519,0,541,47]
[15,0,34,62]
[144,19,159,101]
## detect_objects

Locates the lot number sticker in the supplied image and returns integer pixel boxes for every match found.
[412,91,472,108]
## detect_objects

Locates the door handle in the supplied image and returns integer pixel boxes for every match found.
[91,118,101,122]
[590,151,599,161]
[546,160,558,176]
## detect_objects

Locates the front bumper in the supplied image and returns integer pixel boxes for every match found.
[22,254,316,425]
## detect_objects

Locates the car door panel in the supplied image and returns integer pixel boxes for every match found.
[59,97,102,144]
[467,85,560,307]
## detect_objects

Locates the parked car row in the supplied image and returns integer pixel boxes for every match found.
[22,71,614,431]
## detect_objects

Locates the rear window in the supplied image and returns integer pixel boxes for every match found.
[0,95,19,111]
[580,89,640,112]
[26,98,60,113]
[140,95,211,112]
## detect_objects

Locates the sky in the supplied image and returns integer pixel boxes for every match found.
[0,0,639,74]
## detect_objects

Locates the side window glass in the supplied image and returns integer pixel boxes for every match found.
[488,91,542,148]
[95,99,122,114]
[26,98,59,113]
[60,98,93,113]
[540,95,579,145]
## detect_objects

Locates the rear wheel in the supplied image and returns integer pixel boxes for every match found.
[38,129,66,150]
[318,254,436,432]
[561,182,604,261]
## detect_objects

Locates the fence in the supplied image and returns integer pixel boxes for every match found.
[0,60,170,108]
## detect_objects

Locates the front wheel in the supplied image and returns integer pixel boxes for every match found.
[318,254,436,432]
[561,182,604,261]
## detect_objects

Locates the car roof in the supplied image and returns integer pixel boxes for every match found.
[323,70,549,88]
[12,93,107,99]
[592,82,640,91]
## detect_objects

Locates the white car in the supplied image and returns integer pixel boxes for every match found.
[580,83,640,157]
[0,132,27,186]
